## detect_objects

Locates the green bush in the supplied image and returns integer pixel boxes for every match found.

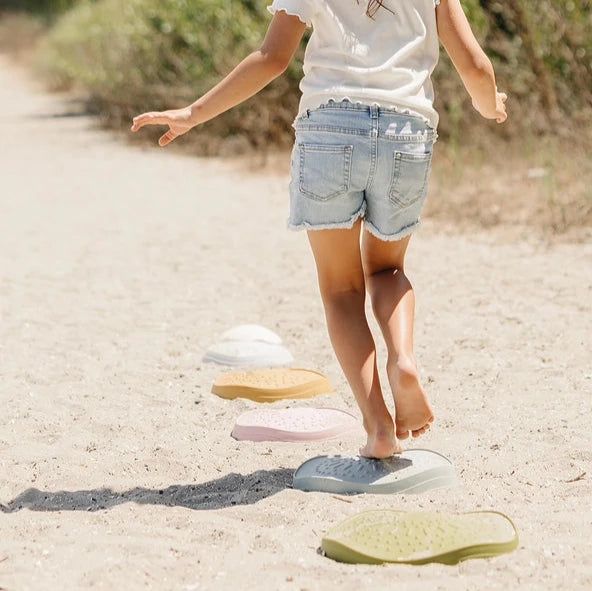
[1,0,85,18]
[35,0,304,152]
[34,0,592,152]
[433,0,592,139]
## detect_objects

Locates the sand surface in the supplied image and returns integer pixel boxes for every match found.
[1,57,591,590]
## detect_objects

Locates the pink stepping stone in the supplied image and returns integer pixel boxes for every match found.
[232,407,363,442]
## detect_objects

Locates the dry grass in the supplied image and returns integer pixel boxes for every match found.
[426,135,592,241]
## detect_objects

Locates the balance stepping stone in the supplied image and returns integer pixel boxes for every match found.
[212,368,332,402]
[220,324,283,345]
[203,341,293,367]
[203,324,293,366]
[231,407,363,442]
[321,509,519,565]
[292,449,457,495]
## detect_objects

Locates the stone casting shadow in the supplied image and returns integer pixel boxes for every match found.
[0,468,294,513]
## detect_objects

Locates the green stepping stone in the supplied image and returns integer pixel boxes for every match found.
[322,510,519,565]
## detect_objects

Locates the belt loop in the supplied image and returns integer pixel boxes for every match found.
[370,104,379,136]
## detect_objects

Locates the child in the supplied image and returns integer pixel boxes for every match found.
[132,0,507,458]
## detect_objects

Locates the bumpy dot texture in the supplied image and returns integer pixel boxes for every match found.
[322,510,519,565]
[232,407,363,441]
[212,368,333,402]
[293,449,457,494]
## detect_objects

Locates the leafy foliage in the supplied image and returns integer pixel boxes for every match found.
[34,0,304,152]
[0,0,84,19]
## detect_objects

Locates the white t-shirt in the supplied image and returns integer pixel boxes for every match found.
[267,0,441,129]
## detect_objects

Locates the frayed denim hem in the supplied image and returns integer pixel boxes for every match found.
[364,218,421,242]
[288,203,366,232]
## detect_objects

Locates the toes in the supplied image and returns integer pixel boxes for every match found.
[411,423,431,438]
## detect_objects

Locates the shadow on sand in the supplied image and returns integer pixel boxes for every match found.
[0,468,294,513]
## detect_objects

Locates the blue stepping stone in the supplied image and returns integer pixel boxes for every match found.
[293,449,457,495]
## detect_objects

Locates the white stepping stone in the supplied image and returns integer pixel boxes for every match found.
[220,324,283,345]
[203,340,293,367]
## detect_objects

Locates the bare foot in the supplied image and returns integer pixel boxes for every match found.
[359,429,403,459]
[388,358,434,440]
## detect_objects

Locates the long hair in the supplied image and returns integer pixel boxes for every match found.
[357,0,395,18]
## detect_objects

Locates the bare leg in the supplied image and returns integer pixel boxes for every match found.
[362,231,434,440]
[307,220,401,458]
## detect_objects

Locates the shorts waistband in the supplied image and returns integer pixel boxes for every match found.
[300,99,436,132]
[314,99,419,116]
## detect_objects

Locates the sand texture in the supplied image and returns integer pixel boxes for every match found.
[0,57,591,590]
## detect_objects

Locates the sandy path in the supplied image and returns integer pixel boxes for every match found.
[0,56,591,590]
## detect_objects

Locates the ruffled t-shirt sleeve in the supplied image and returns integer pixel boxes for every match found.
[267,0,314,27]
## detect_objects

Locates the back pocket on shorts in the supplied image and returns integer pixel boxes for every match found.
[299,144,353,201]
[388,151,432,208]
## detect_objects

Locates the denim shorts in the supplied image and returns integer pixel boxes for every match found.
[288,100,436,240]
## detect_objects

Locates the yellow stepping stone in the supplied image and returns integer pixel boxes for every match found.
[211,368,333,402]
[322,510,519,565]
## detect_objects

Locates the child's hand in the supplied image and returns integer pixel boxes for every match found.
[472,91,508,124]
[131,107,195,146]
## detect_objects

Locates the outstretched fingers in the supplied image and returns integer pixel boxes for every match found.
[158,130,177,146]
[496,92,508,123]
[131,111,179,147]
[130,112,169,132]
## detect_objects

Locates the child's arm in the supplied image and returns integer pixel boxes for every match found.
[436,0,507,123]
[131,11,307,146]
